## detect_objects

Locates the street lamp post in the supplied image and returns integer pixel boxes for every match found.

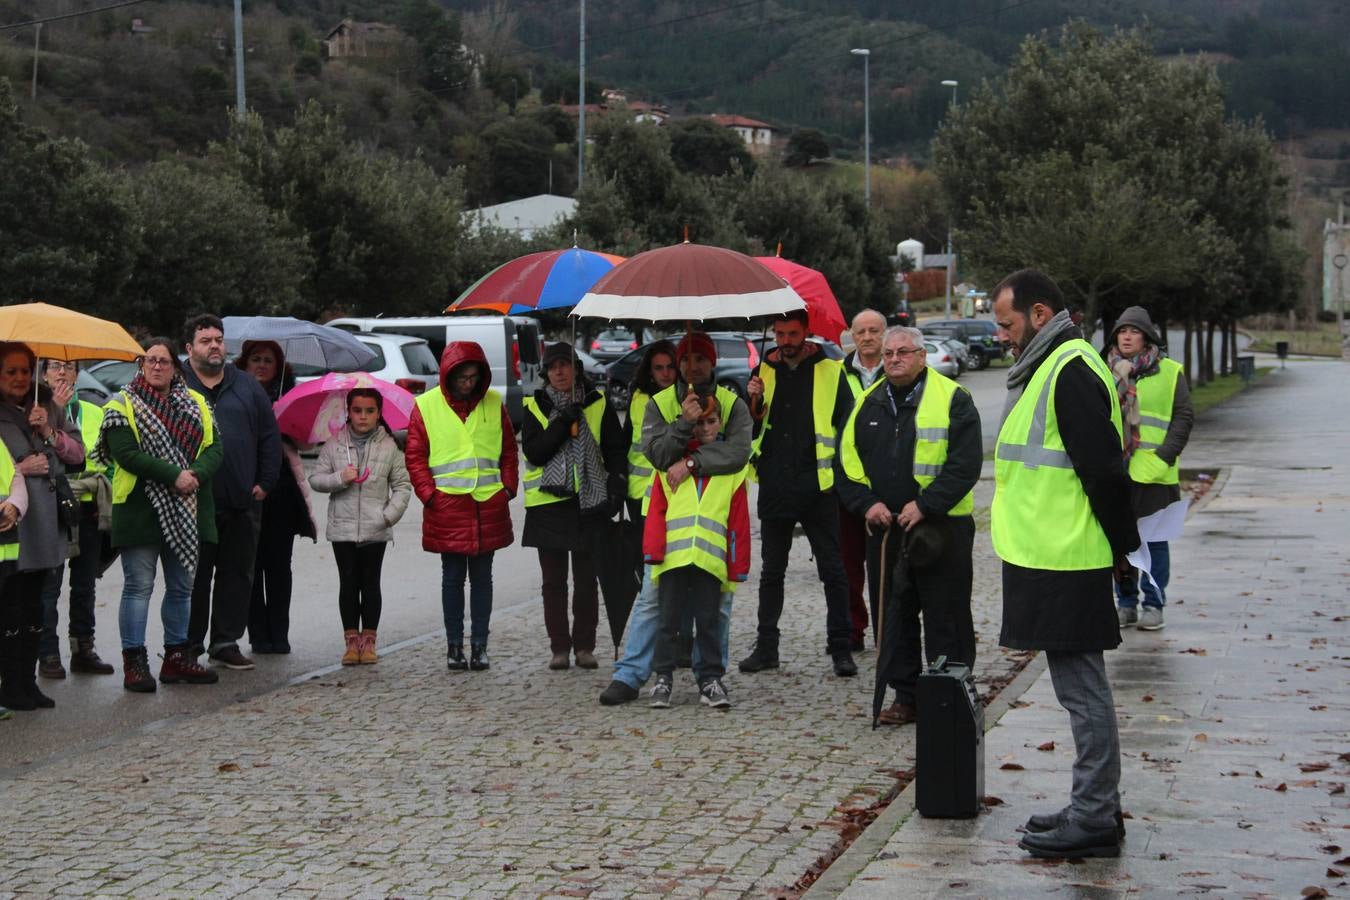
[851,49,870,207]
[940,79,958,317]
[233,0,246,121]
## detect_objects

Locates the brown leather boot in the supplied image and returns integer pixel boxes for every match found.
[341,630,360,666]
[70,638,115,675]
[122,647,156,693]
[159,646,219,685]
[358,630,378,664]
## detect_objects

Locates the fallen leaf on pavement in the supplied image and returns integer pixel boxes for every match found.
[1181,647,1208,655]
[1330,784,1345,796]
[217,763,240,773]
[1328,868,1345,878]
[1299,762,1331,773]
[1193,733,1208,742]
[1300,888,1329,898]
[1142,694,1155,702]
[1000,763,1025,771]
[1037,741,1055,751]
[981,796,1005,807]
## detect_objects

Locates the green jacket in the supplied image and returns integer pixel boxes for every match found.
[104,421,225,549]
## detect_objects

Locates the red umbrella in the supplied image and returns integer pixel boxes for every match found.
[572,241,803,322]
[755,256,847,343]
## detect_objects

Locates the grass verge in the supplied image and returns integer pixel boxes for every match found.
[1245,326,1343,356]
[1190,367,1271,415]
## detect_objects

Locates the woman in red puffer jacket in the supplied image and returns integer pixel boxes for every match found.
[405,341,518,672]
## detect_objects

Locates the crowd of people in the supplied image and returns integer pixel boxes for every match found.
[0,273,1194,860]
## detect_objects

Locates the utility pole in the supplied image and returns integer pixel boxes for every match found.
[577,0,586,190]
[232,0,246,121]
[851,49,870,208]
[941,79,959,318]
[31,23,41,100]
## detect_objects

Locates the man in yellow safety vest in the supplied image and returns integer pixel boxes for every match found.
[991,269,1139,860]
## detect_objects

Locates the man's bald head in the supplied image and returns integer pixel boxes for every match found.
[850,308,887,365]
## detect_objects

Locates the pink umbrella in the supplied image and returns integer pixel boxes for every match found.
[274,372,417,445]
[754,256,848,343]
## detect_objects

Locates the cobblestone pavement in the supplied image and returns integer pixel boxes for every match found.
[0,482,1028,896]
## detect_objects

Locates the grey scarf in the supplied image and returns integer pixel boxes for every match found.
[1001,309,1081,426]
[539,386,609,512]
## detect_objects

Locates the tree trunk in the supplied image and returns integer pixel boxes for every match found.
[1219,319,1230,376]
[1230,320,1240,371]
[1209,319,1220,383]
[1183,320,1194,384]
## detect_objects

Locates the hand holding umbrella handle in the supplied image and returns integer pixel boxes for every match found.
[686,385,716,419]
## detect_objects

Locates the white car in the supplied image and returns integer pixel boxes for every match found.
[294,332,440,395]
[925,340,961,379]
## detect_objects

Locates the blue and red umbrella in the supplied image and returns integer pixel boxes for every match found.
[446,247,626,315]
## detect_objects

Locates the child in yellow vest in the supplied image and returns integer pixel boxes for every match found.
[642,408,750,709]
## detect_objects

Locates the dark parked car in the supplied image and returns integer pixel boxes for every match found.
[589,328,640,362]
[603,332,759,412]
[886,299,914,328]
[921,319,1006,370]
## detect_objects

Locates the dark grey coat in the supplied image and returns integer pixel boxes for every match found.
[0,390,82,572]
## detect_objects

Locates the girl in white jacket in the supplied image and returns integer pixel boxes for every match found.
[309,389,412,665]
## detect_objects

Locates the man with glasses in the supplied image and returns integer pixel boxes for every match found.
[36,361,116,679]
[837,327,982,725]
[181,314,281,671]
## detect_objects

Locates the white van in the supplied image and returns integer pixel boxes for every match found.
[325,315,543,429]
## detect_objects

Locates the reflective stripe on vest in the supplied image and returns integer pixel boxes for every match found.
[106,389,215,506]
[839,368,974,515]
[0,443,17,561]
[750,358,843,490]
[650,467,747,590]
[992,339,1124,571]
[75,399,105,502]
[522,395,604,508]
[415,388,505,500]
[1129,357,1182,485]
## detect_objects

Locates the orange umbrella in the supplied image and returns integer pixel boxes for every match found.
[0,302,143,361]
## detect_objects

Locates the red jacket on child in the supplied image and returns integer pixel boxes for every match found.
[641,438,751,586]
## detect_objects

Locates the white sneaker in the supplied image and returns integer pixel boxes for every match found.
[1117,606,1138,628]
[649,675,673,708]
[1138,607,1165,630]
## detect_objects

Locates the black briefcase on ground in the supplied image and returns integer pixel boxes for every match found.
[915,656,984,818]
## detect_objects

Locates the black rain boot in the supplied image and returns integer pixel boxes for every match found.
[23,626,54,708]
[0,628,36,710]
[69,637,116,675]
[469,644,490,671]
[446,644,468,671]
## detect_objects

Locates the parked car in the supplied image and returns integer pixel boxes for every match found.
[886,299,914,328]
[85,359,140,395]
[920,319,1005,370]
[75,369,112,406]
[746,334,845,362]
[293,332,440,396]
[925,340,961,379]
[603,332,759,413]
[589,328,640,362]
[926,334,971,372]
[326,315,543,429]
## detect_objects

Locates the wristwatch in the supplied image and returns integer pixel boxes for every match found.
[684,457,695,471]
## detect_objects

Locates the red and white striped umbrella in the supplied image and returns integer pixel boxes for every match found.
[571,242,804,322]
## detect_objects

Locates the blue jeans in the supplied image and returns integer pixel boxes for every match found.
[1116,540,1169,609]
[612,566,733,690]
[119,543,194,650]
[442,552,494,646]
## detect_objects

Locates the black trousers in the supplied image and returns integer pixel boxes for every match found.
[653,565,724,684]
[189,506,260,653]
[870,516,976,704]
[756,492,853,654]
[333,542,387,631]
[248,518,296,650]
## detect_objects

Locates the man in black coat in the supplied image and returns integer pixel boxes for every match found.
[990,270,1139,859]
[741,310,857,677]
[181,314,282,670]
[836,326,982,725]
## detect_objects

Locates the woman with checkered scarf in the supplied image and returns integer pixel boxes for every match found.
[97,337,225,693]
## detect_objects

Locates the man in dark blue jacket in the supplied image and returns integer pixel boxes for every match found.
[182,314,281,670]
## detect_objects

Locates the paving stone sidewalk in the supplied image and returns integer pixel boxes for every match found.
[830,358,1350,898]
[0,482,1024,897]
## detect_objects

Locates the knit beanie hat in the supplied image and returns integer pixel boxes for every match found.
[675,332,717,366]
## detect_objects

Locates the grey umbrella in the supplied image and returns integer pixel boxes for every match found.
[222,316,377,373]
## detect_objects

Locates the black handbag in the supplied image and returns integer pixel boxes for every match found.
[52,472,79,531]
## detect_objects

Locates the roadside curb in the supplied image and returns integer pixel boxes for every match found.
[803,651,1050,898]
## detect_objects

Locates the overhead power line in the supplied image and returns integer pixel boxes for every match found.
[1,0,150,32]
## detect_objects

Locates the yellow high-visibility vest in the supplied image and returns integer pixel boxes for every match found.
[650,467,747,592]
[522,395,604,508]
[992,339,1123,571]
[639,382,739,514]
[750,359,844,491]
[0,443,18,561]
[839,368,975,515]
[104,390,215,506]
[626,390,655,502]
[1129,357,1182,485]
[414,388,505,501]
[74,399,106,502]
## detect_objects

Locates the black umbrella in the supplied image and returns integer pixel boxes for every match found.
[872,518,952,727]
[593,505,644,657]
